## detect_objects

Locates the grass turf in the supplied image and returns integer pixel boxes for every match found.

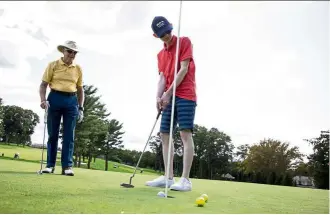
[0,144,159,175]
[0,159,329,213]
[0,144,329,213]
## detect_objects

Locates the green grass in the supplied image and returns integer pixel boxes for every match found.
[0,160,329,214]
[0,143,159,175]
[0,144,329,214]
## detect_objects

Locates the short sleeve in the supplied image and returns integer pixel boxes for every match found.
[157,52,163,74]
[42,62,54,83]
[76,65,83,87]
[179,37,193,62]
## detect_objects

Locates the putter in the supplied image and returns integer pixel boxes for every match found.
[37,103,49,175]
[120,110,161,188]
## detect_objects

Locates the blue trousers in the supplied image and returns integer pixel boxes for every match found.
[46,91,78,168]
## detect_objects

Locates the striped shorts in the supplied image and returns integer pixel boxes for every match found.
[160,96,197,133]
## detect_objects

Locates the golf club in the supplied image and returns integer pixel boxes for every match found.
[164,0,183,198]
[120,110,161,188]
[37,102,49,175]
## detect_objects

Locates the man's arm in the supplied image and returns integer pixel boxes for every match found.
[76,66,84,108]
[39,62,53,103]
[164,37,193,97]
[39,81,48,103]
[164,59,189,96]
[77,86,84,108]
[157,72,166,99]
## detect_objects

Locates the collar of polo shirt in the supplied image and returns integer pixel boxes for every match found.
[59,57,76,67]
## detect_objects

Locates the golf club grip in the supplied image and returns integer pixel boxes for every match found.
[157,110,162,119]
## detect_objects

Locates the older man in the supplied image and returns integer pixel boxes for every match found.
[39,40,84,176]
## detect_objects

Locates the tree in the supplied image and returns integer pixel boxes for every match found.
[191,125,234,180]
[70,85,111,167]
[85,116,108,169]
[266,171,277,185]
[149,134,163,172]
[236,144,250,161]
[305,130,329,189]
[206,128,234,179]
[2,105,39,145]
[20,109,40,146]
[191,125,209,178]
[281,172,293,186]
[294,161,311,177]
[0,98,4,140]
[103,119,125,171]
[244,138,303,182]
[234,144,250,182]
[275,174,283,185]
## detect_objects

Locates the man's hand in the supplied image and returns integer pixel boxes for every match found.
[77,110,84,123]
[156,97,162,112]
[40,100,50,110]
[160,91,171,109]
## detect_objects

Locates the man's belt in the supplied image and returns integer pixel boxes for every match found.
[51,89,77,96]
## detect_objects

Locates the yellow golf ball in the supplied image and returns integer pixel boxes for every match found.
[201,194,209,202]
[195,197,205,207]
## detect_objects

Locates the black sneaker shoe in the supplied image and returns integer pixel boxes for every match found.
[61,167,74,176]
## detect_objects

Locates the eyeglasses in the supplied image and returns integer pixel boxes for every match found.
[65,48,77,55]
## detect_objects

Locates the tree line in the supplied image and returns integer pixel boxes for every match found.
[0,85,328,190]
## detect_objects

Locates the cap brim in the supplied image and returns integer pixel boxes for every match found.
[57,45,64,53]
[57,45,79,53]
[155,25,173,37]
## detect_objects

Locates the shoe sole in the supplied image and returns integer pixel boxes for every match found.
[61,171,74,176]
[41,168,55,174]
[145,183,174,188]
[170,188,192,192]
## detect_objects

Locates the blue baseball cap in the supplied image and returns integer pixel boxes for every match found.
[151,16,173,38]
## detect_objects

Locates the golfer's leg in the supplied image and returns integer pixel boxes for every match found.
[145,102,177,187]
[160,101,177,179]
[177,97,196,179]
[160,133,174,179]
[61,96,78,172]
[46,100,61,169]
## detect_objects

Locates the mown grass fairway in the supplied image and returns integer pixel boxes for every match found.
[0,144,159,175]
[0,145,329,214]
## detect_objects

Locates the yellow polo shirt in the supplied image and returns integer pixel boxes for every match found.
[42,58,83,93]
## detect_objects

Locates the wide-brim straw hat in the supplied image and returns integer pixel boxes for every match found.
[57,40,79,53]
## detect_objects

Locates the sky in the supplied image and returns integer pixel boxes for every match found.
[0,1,329,158]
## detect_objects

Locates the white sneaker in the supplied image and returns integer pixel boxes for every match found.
[170,177,192,191]
[41,167,55,173]
[62,167,74,176]
[145,175,175,188]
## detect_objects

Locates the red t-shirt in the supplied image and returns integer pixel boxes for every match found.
[157,35,197,102]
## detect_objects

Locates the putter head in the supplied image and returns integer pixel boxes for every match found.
[36,170,43,175]
[120,183,134,188]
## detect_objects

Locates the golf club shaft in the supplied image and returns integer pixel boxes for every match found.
[39,107,48,172]
[130,111,161,182]
[165,0,183,198]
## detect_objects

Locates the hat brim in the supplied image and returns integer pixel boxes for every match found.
[155,25,173,38]
[57,45,79,53]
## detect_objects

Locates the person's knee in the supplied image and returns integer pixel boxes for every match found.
[48,132,59,141]
[160,132,170,144]
[180,130,193,145]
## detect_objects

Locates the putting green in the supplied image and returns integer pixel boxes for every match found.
[0,159,328,214]
[0,144,159,175]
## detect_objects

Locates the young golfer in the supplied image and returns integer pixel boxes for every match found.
[145,16,197,191]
